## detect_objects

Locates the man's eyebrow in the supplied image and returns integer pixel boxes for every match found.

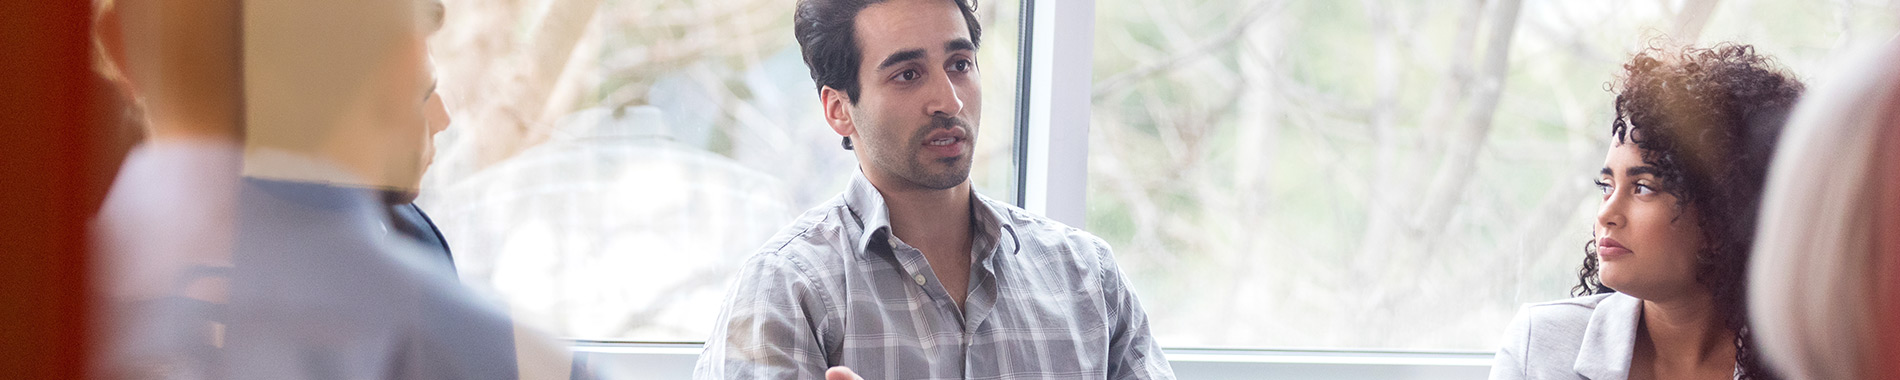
[944,38,974,53]
[876,49,927,71]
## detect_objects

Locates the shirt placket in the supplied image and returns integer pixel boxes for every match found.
[960,239,1001,379]
[885,236,969,377]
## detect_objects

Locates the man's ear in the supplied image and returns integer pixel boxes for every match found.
[821,86,855,138]
[95,1,139,98]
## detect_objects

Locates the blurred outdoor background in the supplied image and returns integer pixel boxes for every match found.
[417,0,1900,351]
[418,0,1023,340]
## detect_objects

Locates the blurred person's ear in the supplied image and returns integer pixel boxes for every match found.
[95,1,132,97]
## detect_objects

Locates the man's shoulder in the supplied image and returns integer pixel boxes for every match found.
[975,197,1127,283]
[743,195,855,273]
[980,197,1113,257]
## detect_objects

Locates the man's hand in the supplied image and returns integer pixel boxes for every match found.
[825,366,864,380]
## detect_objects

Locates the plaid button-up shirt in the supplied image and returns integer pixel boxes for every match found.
[695,172,1174,380]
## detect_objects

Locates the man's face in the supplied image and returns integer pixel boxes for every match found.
[416,1,452,189]
[380,32,445,204]
[845,0,981,190]
[411,47,451,183]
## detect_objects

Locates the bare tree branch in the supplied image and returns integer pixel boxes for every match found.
[1091,1,1281,100]
[1408,0,1525,234]
[1671,0,1722,44]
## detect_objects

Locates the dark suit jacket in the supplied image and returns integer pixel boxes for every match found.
[388,202,456,273]
[224,178,520,379]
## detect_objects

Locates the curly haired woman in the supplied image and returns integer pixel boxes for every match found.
[1488,42,1804,380]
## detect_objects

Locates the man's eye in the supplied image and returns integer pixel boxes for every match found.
[952,60,972,72]
[895,70,918,81]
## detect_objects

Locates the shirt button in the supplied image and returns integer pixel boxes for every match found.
[913,274,927,285]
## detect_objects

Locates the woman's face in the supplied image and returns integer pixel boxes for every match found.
[1594,141,1706,301]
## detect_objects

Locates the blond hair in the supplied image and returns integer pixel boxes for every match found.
[1747,41,1900,380]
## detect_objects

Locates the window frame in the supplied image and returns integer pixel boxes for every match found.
[568,342,1495,379]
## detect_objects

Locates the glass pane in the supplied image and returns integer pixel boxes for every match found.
[1088,0,1900,351]
[417,0,1024,341]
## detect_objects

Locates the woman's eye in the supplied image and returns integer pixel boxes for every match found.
[1593,180,1612,195]
[1634,184,1656,195]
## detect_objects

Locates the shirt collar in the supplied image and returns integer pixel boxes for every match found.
[242,146,371,187]
[841,169,1015,260]
[1575,292,1642,380]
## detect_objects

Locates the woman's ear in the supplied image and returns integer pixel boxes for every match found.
[821,86,855,139]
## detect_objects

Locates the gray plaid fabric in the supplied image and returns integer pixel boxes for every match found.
[695,171,1174,380]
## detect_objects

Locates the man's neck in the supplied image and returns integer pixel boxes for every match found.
[863,168,976,308]
[867,172,973,253]
[1637,291,1735,371]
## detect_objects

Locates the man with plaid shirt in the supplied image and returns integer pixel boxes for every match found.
[693,0,1173,379]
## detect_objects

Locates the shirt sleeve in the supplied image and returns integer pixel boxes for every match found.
[1487,304,1534,380]
[1091,235,1177,380]
[693,252,834,379]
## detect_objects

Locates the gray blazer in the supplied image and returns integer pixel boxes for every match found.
[1488,293,1640,380]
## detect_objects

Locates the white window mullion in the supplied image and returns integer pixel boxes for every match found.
[1019,0,1095,228]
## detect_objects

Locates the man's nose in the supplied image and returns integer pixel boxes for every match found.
[921,73,965,118]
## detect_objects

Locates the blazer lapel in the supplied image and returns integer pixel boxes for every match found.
[1574,293,1641,380]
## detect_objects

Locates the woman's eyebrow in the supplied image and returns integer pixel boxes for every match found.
[1625,165,1660,177]
[1601,165,1661,177]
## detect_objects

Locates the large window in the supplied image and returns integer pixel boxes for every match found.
[416,0,1025,341]
[418,0,1899,353]
[1089,0,1900,351]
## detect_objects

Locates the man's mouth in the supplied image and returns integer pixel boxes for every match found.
[920,129,968,158]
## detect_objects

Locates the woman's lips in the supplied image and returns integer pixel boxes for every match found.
[1597,237,1632,260]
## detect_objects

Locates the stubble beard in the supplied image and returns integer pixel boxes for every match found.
[868,116,975,190]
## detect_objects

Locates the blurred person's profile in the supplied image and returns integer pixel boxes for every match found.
[1487,42,1803,380]
[1746,38,1900,380]
[692,0,1174,378]
[379,0,458,273]
[91,0,591,378]
[234,0,585,378]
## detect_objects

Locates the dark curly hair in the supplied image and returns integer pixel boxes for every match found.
[1573,42,1803,380]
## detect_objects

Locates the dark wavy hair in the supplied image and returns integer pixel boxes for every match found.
[1573,42,1802,380]
[794,0,982,104]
